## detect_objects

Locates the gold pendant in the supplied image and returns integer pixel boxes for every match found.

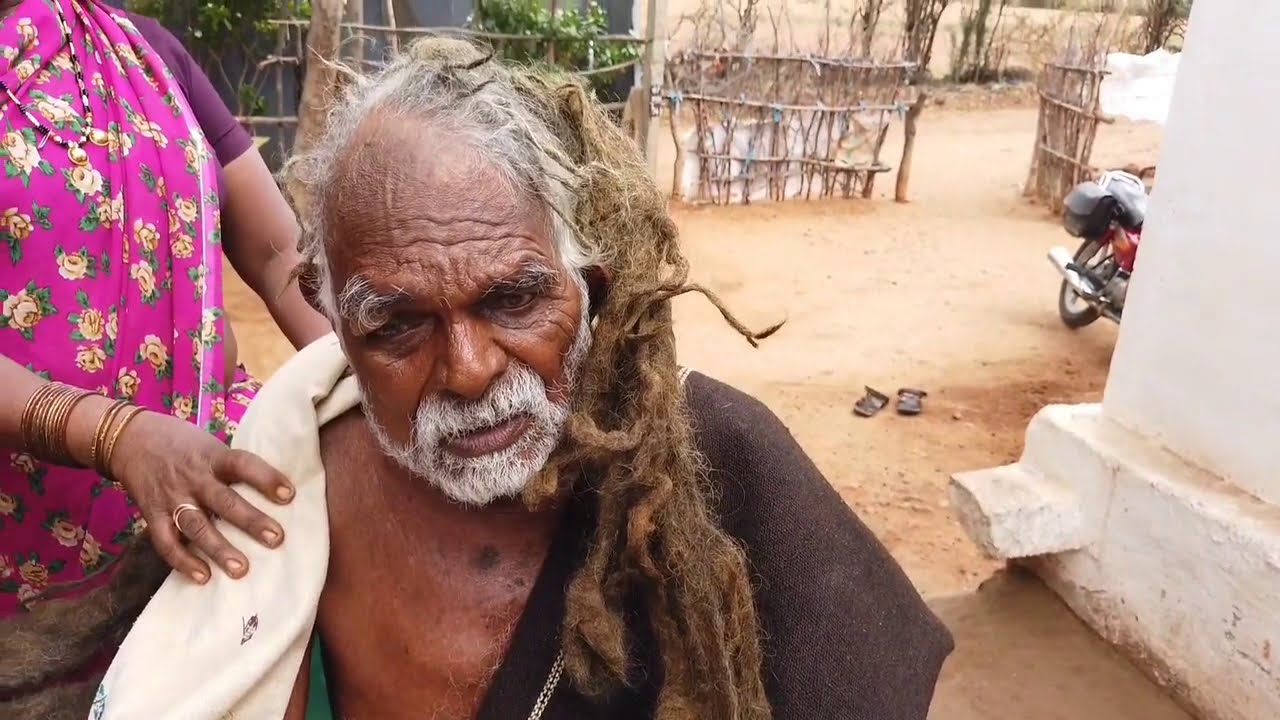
[88,128,109,146]
[67,144,88,166]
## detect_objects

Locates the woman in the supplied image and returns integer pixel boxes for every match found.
[0,0,327,618]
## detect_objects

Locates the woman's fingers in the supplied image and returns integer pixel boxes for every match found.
[199,481,284,549]
[147,510,212,584]
[214,448,295,504]
[172,503,249,579]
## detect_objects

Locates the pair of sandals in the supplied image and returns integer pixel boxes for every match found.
[853,386,926,418]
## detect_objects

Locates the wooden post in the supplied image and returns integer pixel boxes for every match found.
[668,93,684,200]
[384,0,399,54]
[637,0,668,181]
[823,0,832,55]
[1023,100,1045,198]
[349,0,366,67]
[894,91,927,203]
[548,0,558,64]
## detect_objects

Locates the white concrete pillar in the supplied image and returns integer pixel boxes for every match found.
[949,2,1280,718]
[1103,0,1280,505]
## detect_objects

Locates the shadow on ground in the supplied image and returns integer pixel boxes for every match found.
[928,569,1191,720]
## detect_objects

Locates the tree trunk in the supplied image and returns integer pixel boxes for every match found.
[295,0,344,158]
[895,92,927,203]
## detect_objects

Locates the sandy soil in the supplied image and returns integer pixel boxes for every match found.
[223,104,1161,598]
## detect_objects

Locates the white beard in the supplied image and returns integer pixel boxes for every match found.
[361,289,592,506]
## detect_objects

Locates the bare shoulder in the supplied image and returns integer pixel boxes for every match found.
[319,408,369,462]
[318,408,383,493]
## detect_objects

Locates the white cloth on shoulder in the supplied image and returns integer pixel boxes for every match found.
[91,333,357,720]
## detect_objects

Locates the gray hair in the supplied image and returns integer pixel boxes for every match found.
[283,39,599,321]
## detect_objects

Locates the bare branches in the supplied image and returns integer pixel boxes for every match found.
[855,0,888,58]
[949,0,1012,83]
[1137,0,1191,54]
[665,6,917,205]
[901,0,951,75]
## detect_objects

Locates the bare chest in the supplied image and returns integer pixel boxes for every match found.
[316,413,553,719]
[316,556,540,719]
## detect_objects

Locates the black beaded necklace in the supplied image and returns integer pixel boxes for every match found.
[0,0,106,166]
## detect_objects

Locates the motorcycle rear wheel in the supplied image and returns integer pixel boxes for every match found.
[1058,239,1105,329]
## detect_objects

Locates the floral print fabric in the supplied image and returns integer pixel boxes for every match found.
[0,0,256,615]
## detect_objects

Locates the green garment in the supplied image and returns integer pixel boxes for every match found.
[305,635,333,720]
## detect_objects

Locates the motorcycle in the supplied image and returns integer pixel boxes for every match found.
[1046,169,1149,328]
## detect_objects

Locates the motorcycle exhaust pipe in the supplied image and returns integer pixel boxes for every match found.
[1047,246,1101,300]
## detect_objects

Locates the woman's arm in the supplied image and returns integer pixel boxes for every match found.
[0,354,110,465]
[0,353,295,581]
[220,148,332,349]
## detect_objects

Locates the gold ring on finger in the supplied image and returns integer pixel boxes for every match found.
[172,502,204,536]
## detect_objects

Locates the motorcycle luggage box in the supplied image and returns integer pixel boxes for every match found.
[1062,181,1116,238]
[1103,172,1148,230]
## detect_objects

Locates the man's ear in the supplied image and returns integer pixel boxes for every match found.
[294,262,324,315]
[582,265,613,319]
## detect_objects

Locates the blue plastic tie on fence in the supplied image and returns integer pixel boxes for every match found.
[772,104,783,123]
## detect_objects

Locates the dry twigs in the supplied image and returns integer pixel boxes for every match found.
[665,2,917,205]
[1024,19,1117,212]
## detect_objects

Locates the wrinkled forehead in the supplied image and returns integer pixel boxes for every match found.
[323,113,556,297]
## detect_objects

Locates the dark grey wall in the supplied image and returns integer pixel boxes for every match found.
[388,0,474,25]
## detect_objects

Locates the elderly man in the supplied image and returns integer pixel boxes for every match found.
[0,39,950,720]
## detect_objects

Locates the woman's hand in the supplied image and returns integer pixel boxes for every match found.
[107,409,295,583]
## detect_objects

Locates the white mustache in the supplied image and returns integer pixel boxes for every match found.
[414,361,562,450]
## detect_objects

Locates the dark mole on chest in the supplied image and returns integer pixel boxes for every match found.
[474,545,501,571]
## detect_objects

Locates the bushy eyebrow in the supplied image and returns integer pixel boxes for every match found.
[338,259,559,332]
[482,260,559,299]
[338,275,410,332]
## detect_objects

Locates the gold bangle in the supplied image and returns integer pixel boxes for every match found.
[20,383,90,466]
[52,390,89,467]
[101,406,146,480]
[90,400,130,475]
[37,387,76,462]
[20,383,63,448]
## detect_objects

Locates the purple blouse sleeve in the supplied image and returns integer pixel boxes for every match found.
[126,14,254,167]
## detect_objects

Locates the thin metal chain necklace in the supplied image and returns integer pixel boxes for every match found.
[0,0,105,166]
[527,650,565,720]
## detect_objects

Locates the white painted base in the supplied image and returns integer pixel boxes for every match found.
[951,404,1280,720]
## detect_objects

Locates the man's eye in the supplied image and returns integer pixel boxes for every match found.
[367,317,414,341]
[490,292,536,311]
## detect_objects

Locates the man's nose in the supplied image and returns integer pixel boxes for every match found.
[438,318,508,400]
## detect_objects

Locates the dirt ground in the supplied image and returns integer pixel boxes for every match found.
[224,102,1162,598]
